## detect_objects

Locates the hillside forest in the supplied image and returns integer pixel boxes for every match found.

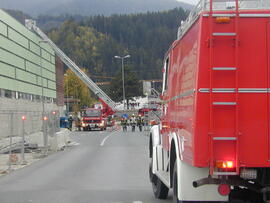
[6,7,189,107]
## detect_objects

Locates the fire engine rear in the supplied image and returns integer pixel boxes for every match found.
[149,0,270,202]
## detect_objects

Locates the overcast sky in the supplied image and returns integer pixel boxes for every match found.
[177,0,199,5]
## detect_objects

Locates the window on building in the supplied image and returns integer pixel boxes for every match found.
[0,89,4,97]
[11,91,16,99]
[36,95,41,102]
[4,90,12,98]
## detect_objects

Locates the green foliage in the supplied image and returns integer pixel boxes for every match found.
[48,8,188,79]
[109,66,142,102]
[47,8,188,99]
[49,20,125,77]
[85,8,188,79]
[64,69,96,110]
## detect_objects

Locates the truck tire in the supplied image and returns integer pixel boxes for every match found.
[173,162,180,203]
[149,159,169,199]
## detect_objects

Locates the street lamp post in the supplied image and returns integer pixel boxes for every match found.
[114,55,130,110]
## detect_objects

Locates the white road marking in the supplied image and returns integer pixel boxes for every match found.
[133,201,143,203]
[100,129,120,146]
[100,135,111,146]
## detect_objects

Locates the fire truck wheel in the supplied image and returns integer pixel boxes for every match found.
[173,162,180,203]
[150,159,169,199]
[149,161,154,182]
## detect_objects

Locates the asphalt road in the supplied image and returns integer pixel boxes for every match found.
[0,127,173,203]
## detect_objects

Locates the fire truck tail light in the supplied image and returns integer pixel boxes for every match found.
[216,161,234,169]
[226,161,234,168]
[215,17,230,23]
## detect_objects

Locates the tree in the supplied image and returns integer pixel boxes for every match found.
[109,66,142,107]
[64,69,97,112]
[49,20,125,77]
[47,8,189,81]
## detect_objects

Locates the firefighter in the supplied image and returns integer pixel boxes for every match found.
[130,114,137,132]
[137,115,143,132]
[68,115,73,131]
[121,117,128,132]
[76,116,82,131]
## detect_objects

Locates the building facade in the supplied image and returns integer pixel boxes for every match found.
[0,9,56,102]
[0,9,63,138]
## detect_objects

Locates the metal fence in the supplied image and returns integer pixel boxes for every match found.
[0,110,60,139]
[0,110,60,173]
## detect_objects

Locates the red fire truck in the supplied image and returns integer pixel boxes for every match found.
[149,0,270,202]
[81,108,107,131]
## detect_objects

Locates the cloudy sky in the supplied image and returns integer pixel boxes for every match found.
[177,0,199,4]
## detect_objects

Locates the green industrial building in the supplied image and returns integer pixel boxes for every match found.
[0,9,57,102]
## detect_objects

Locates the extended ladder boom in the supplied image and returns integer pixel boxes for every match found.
[25,19,116,111]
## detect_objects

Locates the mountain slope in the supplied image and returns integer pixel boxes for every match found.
[48,8,188,80]
[0,0,192,16]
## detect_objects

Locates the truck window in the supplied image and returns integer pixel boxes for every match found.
[162,57,170,93]
[85,109,101,117]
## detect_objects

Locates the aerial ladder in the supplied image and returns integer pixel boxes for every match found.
[25,19,116,112]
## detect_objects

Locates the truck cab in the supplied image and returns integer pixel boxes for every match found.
[81,108,107,131]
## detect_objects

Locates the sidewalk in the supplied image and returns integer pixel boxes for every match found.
[0,128,78,176]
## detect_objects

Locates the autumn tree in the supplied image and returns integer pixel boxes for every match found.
[64,69,97,112]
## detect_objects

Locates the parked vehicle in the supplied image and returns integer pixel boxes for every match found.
[149,1,270,202]
[138,108,150,117]
[81,108,107,131]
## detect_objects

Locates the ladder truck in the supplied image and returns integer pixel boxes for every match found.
[149,0,270,202]
[25,19,116,115]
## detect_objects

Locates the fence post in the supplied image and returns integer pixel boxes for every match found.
[21,115,27,165]
[8,113,13,172]
[43,115,48,155]
[52,111,56,136]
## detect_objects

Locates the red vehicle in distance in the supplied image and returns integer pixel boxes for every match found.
[81,108,107,131]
